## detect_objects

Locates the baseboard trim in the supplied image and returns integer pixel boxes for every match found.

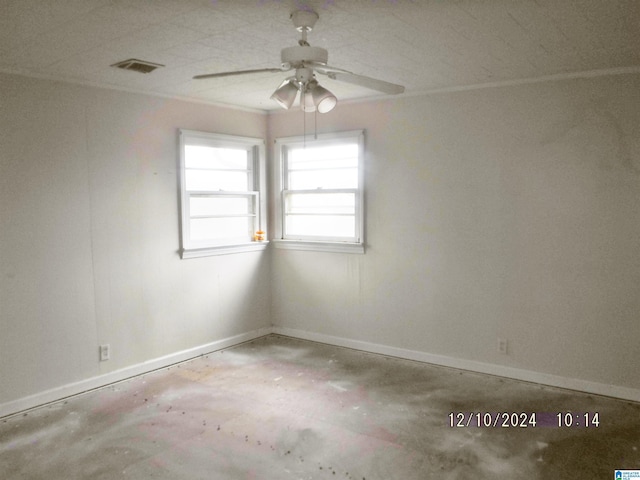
[0,327,272,419]
[272,327,640,403]
[3,325,638,418]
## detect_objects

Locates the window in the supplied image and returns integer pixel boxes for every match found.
[274,130,365,253]
[178,130,267,258]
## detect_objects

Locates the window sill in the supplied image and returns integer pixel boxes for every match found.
[181,241,269,259]
[272,239,364,254]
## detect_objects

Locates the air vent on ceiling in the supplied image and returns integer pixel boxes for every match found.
[111,59,164,74]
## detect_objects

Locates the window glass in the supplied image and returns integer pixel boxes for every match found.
[285,215,355,238]
[184,146,248,169]
[185,170,249,191]
[287,144,358,190]
[288,168,358,190]
[189,217,254,241]
[288,144,358,164]
[285,192,355,215]
[189,196,253,216]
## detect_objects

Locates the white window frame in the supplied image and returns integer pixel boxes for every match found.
[273,130,365,254]
[178,129,267,258]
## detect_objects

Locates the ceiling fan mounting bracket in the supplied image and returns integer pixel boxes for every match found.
[290,10,319,32]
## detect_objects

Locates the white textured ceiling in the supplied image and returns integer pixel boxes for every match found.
[1,0,638,111]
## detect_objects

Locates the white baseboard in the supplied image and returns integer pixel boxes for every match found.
[272,327,640,403]
[0,327,272,419]
[3,325,638,419]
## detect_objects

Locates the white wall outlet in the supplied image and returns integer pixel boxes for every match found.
[99,344,110,362]
[498,338,508,355]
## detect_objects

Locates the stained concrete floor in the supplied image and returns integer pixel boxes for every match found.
[1,335,639,479]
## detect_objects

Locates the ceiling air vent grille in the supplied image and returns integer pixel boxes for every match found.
[111,59,164,74]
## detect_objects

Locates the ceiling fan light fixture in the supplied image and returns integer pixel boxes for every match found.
[311,83,337,113]
[271,78,299,109]
[301,89,317,112]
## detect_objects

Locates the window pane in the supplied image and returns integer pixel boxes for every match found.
[286,193,355,215]
[190,196,253,216]
[288,157,358,171]
[185,145,248,169]
[190,217,253,241]
[287,143,358,189]
[289,168,358,189]
[285,215,355,238]
[289,144,358,164]
[185,169,249,191]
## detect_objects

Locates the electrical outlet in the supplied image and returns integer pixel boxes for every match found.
[498,338,508,355]
[99,344,110,362]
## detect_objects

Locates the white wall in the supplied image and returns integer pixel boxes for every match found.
[0,73,271,408]
[269,73,640,393]
[2,71,639,413]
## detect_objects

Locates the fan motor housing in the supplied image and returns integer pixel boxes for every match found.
[281,46,328,67]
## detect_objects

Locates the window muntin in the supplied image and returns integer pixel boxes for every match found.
[179,130,266,257]
[275,130,364,252]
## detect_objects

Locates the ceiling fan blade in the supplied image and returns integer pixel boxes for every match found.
[318,67,404,95]
[193,67,286,80]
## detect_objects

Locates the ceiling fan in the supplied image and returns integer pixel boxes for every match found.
[193,9,405,113]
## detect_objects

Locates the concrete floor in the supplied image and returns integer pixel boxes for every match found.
[1,335,639,479]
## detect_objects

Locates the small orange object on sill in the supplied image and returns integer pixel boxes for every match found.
[254,230,266,241]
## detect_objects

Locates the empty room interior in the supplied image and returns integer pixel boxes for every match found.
[1,0,639,478]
